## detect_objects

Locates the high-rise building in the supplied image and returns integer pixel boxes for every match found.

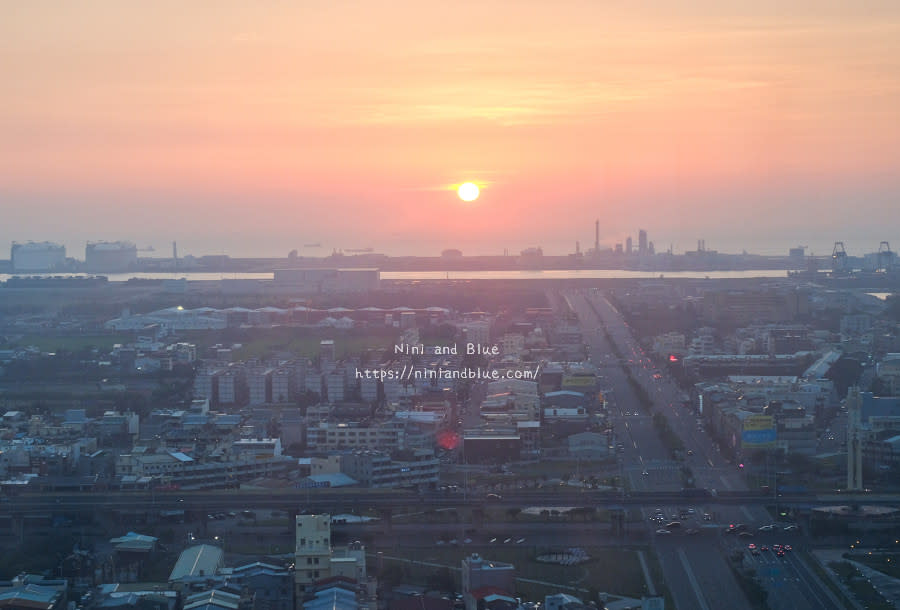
[625,236,633,255]
[638,229,648,255]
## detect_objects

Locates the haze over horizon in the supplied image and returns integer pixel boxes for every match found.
[3,1,900,259]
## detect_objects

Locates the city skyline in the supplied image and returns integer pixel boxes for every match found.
[3,2,900,258]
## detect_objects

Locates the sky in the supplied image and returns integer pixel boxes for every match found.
[3,1,900,259]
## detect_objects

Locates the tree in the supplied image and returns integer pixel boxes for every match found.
[427,567,456,594]
[826,357,863,398]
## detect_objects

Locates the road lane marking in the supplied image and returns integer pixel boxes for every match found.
[677,548,711,610]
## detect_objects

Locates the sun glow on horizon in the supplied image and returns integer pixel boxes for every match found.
[457,182,480,202]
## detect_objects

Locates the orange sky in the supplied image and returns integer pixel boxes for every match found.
[3,1,900,257]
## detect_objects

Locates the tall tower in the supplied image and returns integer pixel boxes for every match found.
[846,387,863,491]
[832,241,848,273]
[638,229,647,255]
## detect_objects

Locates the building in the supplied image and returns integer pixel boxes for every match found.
[462,430,521,464]
[85,241,138,272]
[652,332,686,358]
[0,575,67,610]
[567,431,609,458]
[461,320,491,346]
[293,515,369,602]
[10,241,67,272]
[169,545,225,588]
[339,449,438,489]
[272,369,292,403]
[294,514,333,596]
[219,563,293,610]
[114,450,293,489]
[545,593,588,610]
[461,554,515,610]
[247,369,272,406]
[305,422,406,453]
[231,438,283,460]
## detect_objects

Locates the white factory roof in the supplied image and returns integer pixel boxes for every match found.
[169,545,224,581]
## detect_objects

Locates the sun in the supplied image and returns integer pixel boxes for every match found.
[457,182,480,202]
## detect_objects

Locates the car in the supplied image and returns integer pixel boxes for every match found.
[738,531,754,538]
[449,539,458,545]
[489,537,497,543]
[463,538,472,544]
[703,513,712,521]
[776,549,785,557]
[685,528,699,535]
[687,508,696,515]
[642,470,649,476]
[666,521,682,528]
[486,493,503,500]
[772,544,783,552]
[783,524,799,532]
[761,545,769,552]
[655,529,672,535]
[435,540,445,545]
[516,538,526,544]
[759,524,777,532]
[503,538,512,544]
[784,544,793,551]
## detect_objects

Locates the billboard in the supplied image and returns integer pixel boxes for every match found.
[741,415,776,448]
[562,375,597,388]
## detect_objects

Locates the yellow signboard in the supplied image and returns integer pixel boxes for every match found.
[743,415,774,431]
[562,375,596,388]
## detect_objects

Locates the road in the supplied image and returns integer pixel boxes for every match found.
[563,288,766,610]
[724,533,845,610]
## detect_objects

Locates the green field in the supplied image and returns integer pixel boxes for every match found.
[170,328,399,360]
[232,334,398,360]
[10,334,130,352]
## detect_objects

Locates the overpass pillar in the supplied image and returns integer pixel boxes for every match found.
[11,513,24,544]
[472,507,484,529]
[381,508,392,534]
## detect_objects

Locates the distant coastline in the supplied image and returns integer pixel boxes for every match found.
[0,269,793,283]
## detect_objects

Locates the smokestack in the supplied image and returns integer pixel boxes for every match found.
[595,219,599,251]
